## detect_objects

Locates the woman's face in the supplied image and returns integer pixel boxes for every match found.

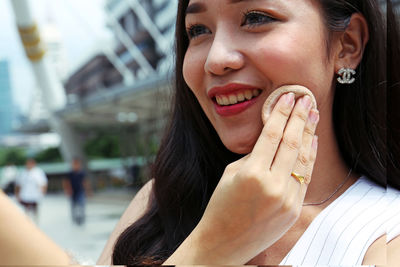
[183,0,337,154]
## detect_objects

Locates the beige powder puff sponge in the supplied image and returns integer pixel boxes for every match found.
[262,85,317,125]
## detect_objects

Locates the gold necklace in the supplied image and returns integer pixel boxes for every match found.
[302,169,353,206]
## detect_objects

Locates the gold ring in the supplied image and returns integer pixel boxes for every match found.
[291,172,305,185]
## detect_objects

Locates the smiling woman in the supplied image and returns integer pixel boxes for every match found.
[1,0,399,266]
[108,0,400,265]
[183,0,333,154]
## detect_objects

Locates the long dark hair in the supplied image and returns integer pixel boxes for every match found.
[387,0,400,186]
[112,0,397,264]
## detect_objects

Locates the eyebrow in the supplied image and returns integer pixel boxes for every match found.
[186,2,206,15]
[228,0,254,3]
[186,0,257,15]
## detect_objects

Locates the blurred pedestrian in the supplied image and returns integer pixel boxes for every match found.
[15,159,48,222]
[0,162,18,196]
[130,159,140,186]
[62,158,90,225]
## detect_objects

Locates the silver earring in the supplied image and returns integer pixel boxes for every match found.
[337,68,356,84]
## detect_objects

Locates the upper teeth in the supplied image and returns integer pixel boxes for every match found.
[216,89,261,106]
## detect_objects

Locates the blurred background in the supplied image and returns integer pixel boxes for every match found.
[0,0,397,264]
[0,0,176,263]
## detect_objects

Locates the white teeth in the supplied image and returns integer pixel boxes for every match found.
[216,95,223,105]
[216,89,262,106]
[237,92,245,102]
[222,95,229,105]
[245,90,253,100]
[228,95,238,105]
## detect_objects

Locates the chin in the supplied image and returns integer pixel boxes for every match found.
[221,135,258,155]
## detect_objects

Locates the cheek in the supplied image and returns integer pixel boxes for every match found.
[252,34,332,99]
[183,49,215,119]
[182,53,192,88]
[183,49,205,94]
[259,39,323,78]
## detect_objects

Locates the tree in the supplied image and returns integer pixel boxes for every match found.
[0,148,27,166]
[34,147,62,163]
[84,133,121,159]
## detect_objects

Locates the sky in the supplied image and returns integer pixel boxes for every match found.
[0,0,110,114]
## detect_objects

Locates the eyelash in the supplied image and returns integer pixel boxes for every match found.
[186,10,277,40]
[241,10,277,28]
[186,24,210,40]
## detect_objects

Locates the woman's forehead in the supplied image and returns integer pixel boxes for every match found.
[185,0,307,16]
[183,0,324,25]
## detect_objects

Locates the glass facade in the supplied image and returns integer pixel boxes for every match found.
[0,60,14,135]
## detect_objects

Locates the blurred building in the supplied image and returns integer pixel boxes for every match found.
[61,0,178,143]
[0,60,15,135]
[65,0,176,98]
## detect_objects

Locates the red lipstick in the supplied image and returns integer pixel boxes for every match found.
[208,83,262,117]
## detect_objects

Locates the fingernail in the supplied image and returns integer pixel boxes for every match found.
[309,110,320,124]
[312,135,319,150]
[285,93,295,107]
[301,95,312,109]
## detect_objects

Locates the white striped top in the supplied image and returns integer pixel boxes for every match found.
[280,176,400,266]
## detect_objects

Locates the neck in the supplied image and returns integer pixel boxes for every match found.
[304,105,359,209]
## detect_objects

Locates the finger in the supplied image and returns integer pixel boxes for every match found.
[270,95,313,176]
[249,92,296,168]
[285,135,318,215]
[299,135,318,204]
[292,109,320,184]
[284,116,319,210]
[283,173,303,217]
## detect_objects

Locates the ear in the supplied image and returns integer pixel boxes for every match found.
[334,13,369,72]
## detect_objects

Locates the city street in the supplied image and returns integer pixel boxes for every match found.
[10,190,134,264]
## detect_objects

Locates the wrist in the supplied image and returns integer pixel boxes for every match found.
[164,221,245,265]
[164,229,225,265]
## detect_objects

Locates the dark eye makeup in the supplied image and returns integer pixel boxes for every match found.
[186,9,277,40]
[241,10,277,28]
[186,24,211,40]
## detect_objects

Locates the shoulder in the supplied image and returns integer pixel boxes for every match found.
[36,168,48,181]
[385,186,400,266]
[363,235,400,266]
[97,179,154,265]
[111,179,154,227]
[123,179,154,219]
[362,182,400,265]
[388,235,400,266]
[16,170,26,182]
[34,167,47,176]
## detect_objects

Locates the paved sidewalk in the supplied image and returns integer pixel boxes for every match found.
[12,189,136,264]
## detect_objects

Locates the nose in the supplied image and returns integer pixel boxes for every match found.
[204,32,245,76]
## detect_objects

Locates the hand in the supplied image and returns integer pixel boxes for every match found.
[167,91,319,264]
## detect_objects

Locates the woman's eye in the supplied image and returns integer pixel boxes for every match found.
[186,24,211,39]
[241,11,276,27]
